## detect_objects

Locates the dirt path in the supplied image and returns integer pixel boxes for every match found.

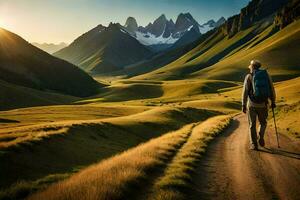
[190,114,300,200]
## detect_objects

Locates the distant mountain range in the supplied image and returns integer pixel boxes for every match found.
[124,13,225,50]
[54,13,225,74]
[32,42,68,54]
[0,28,100,97]
[53,0,300,79]
[54,23,152,74]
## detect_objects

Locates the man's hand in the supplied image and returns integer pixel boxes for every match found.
[271,102,276,109]
[242,105,247,114]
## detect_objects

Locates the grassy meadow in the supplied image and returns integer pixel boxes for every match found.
[1,72,299,199]
[0,10,299,200]
[28,115,231,200]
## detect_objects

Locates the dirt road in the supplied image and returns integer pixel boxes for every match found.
[191,114,300,200]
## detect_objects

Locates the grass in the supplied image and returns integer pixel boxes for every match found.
[28,124,196,200]
[0,106,216,198]
[0,173,71,200]
[0,79,78,111]
[267,77,300,139]
[28,115,231,200]
[148,115,232,200]
[271,101,300,139]
[192,20,300,82]
[0,104,149,129]
[1,69,297,198]
[0,15,299,200]
[76,79,240,106]
[131,19,300,82]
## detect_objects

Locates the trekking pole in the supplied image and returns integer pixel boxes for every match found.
[271,107,280,148]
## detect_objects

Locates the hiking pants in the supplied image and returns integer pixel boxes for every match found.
[247,106,268,146]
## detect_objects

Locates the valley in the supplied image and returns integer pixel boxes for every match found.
[0,0,299,199]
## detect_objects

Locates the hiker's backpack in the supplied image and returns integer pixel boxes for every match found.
[250,69,272,103]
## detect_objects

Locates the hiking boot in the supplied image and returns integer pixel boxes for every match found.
[259,138,265,147]
[250,145,258,151]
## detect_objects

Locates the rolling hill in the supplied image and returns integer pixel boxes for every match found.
[131,0,300,81]
[0,79,78,111]
[0,28,100,97]
[54,23,152,74]
[0,0,299,199]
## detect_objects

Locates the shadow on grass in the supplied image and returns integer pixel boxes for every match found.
[0,118,20,123]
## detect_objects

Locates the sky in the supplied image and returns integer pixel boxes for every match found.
[0,0,250,44]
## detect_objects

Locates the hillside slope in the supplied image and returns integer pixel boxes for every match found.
[193,20,300,81]
[0,28,100,97]
[54,23,152,74]
[106,29,217,78]
[0,80,78,111]
[131,0,299,81]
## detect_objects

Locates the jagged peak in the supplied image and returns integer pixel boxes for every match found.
[207,19,216,24]
[217,17,226,22]
[107,22,123,31]
[154,14,168,24]
[158,14,167,20]
[178,12,193,19]
[125,16,138,27]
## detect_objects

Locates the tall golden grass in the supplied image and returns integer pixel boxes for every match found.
[149,115,231,199]
[28,115,231,200]
[28,124,195,200]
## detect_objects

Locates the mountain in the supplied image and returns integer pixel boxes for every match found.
[220,0,289,37]
[173,17,225,48]
[0,27,100,97]
[274,0,300,29]
[133,14,177,49]
[32,42,68,54]
[173,13,200,38]
[124,17,138,34]
[54,23,152,74]
[125,13,225,51]
[215,17,226,27]
[130,0,300,81]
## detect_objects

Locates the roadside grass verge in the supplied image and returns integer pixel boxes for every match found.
[148,115,232,200]
[28,124,196,200]
[28,115,231,200]
[0,173,71,200]
[1,107,216,200]
[270,101,300,139]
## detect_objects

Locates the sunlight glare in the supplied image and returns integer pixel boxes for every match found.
[0,18,6,28]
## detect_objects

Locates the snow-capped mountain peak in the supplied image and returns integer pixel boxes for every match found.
[123,14,225,49]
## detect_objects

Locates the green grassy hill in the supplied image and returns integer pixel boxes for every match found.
[76,79,239,106]
[0,28,101,97]
[0,80,78,111]
[0,106,216,199]
[129,0,299,82]
[192,20,300,82]
[132,19,300,81]
[0,0,299,199]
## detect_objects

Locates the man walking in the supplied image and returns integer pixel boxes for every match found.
[242,60,276,150]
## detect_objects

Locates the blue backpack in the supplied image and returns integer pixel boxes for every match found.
[250,69,272,103]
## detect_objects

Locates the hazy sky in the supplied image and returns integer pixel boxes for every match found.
[0,0,250,44]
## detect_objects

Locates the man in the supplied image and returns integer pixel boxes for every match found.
[242,60,276,150]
